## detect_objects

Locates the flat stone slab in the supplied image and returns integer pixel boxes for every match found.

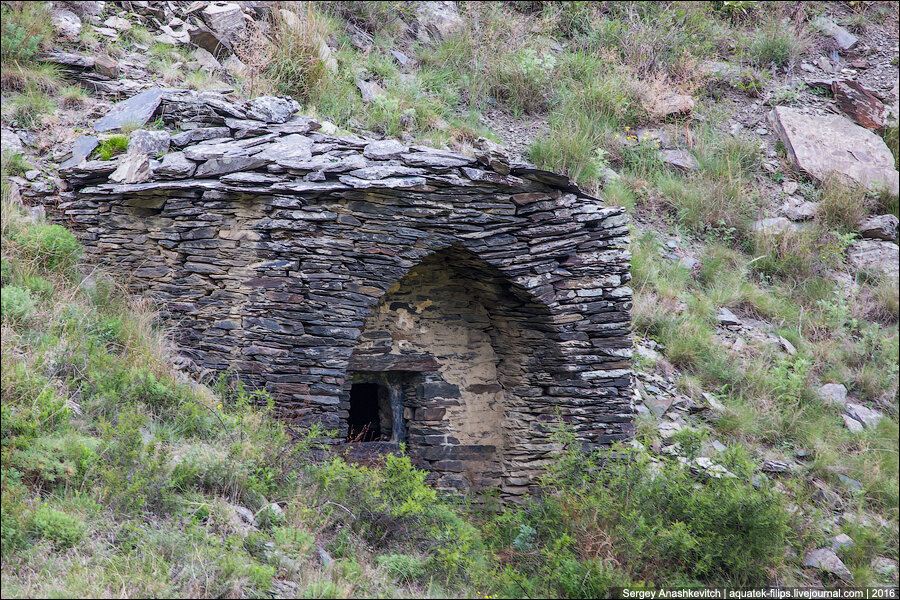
[769,106,898,195]
[95,88,168,132]
[60,135,98,168]
[658,149,699,171]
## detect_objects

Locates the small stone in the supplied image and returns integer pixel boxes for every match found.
[753,217,797,235]
[129,130,170,156]
[103,16,131,31]
[859,214,898,241]
[842,414,864,433]
[804,548,853,582]
[848,240,899,278]
[871,557,898,578]
[109,152,151,184]
[658,149,699,171]
[716,307,741,326]
[818,383,848,407]
[781,199,818,222]
[830,533,855,553]
[782,180,799,195]
[193,47,222,72]
[363,139,408,160]
[355,77,385,103]
[155,151,196,179]
[702,392,726,413]
[24,170,39,181]
[52,8,82,39]
[244,96,298,124]
[844,403,883,429]
[779,336,796,355]
[654,93,694,118]
[837,473,863,491]
[818,56,833,73]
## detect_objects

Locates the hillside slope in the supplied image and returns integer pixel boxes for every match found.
[2,0,898,596]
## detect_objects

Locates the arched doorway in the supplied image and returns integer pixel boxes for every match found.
[344,244,561,493]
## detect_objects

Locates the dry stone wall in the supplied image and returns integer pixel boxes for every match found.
[56,90,634,498]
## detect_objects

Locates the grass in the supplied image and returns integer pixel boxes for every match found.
[94,136,129,161]
[7,86,57,128]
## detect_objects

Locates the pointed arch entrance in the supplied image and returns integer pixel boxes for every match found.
[343,244,562,493]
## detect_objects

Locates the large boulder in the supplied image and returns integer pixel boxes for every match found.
[51,8,82,39]
[768,106,899,195]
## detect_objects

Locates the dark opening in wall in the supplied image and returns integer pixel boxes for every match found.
[348,382,391,441]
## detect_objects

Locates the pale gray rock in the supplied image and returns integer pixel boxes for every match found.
[103,16,131,31]
[109,152,151,184]
[400,151,474,169]
[129,130,170,156]
[844,402,884,429]
[654,93,694,118]
[1,129,24,154]
[848,240,899,278]
[780,199,818,221]
[355,77,385,103]
[782,180,799,195]
[193,47,222,72]
[170,127,231,146]
[831,533,855,553]
[223,54,249,76]
[814,16,858,50]
[871,557,898,578]
[244,96,298,124]
[818,383,848,407]
[779,336,797,355]
[51,8,82,39]
[201,2,246,44]
[716,307,741,326]
[252,135,313,162]
[155,152,196,179]
[769,106,899,195]
[804,548,853,582]
[859,214,898,240]
[95,88,168,132]
[195,155,268,178]
[415,1,464,42]
[363,139,408,160]
[658,149,699,171]
[842,414,864,433]
[753,217,797,235]
[347,165,423,180]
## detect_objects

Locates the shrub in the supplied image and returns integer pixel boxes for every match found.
[816,176,870,233]
[95,135,129,161]
[0,2,52,66]
[16,223,82,271]
[749,19,801,67]
[1,285,35,322]
[1,151,30,176]
[531,428,788,587]
[28,505,86,550]
[7,87,57,127]
[376,552,428,583]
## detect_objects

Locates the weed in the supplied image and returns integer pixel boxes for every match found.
[94,135,129,161]
[817,176,870,233]
[7,87,57,128]
[748,18,802,67]
[2,151,30,176]
[1,285,36,322]
[27,504,86,549]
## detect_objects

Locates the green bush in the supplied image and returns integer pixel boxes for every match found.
[28,505,86,550]
[748,19,801,67]
[1,285,36,322]
[16,223,82,271]
[522,427,788,587]
[376,552,428,583]
[0,2,51,66]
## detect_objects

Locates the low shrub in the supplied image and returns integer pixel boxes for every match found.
[376,552,428,583]
[1,285,35,322]
[16,223,82,271]
[524,427,788,587]
[28,504,86,550]
[748,18,802,67]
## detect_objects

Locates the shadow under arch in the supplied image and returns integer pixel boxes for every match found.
[341,242,568,494]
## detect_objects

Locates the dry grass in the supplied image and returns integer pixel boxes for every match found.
[816,175,871,233]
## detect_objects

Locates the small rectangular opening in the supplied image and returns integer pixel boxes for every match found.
[348,382,391,442]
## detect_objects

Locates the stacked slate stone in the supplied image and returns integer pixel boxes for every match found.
[57,89,633,499]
